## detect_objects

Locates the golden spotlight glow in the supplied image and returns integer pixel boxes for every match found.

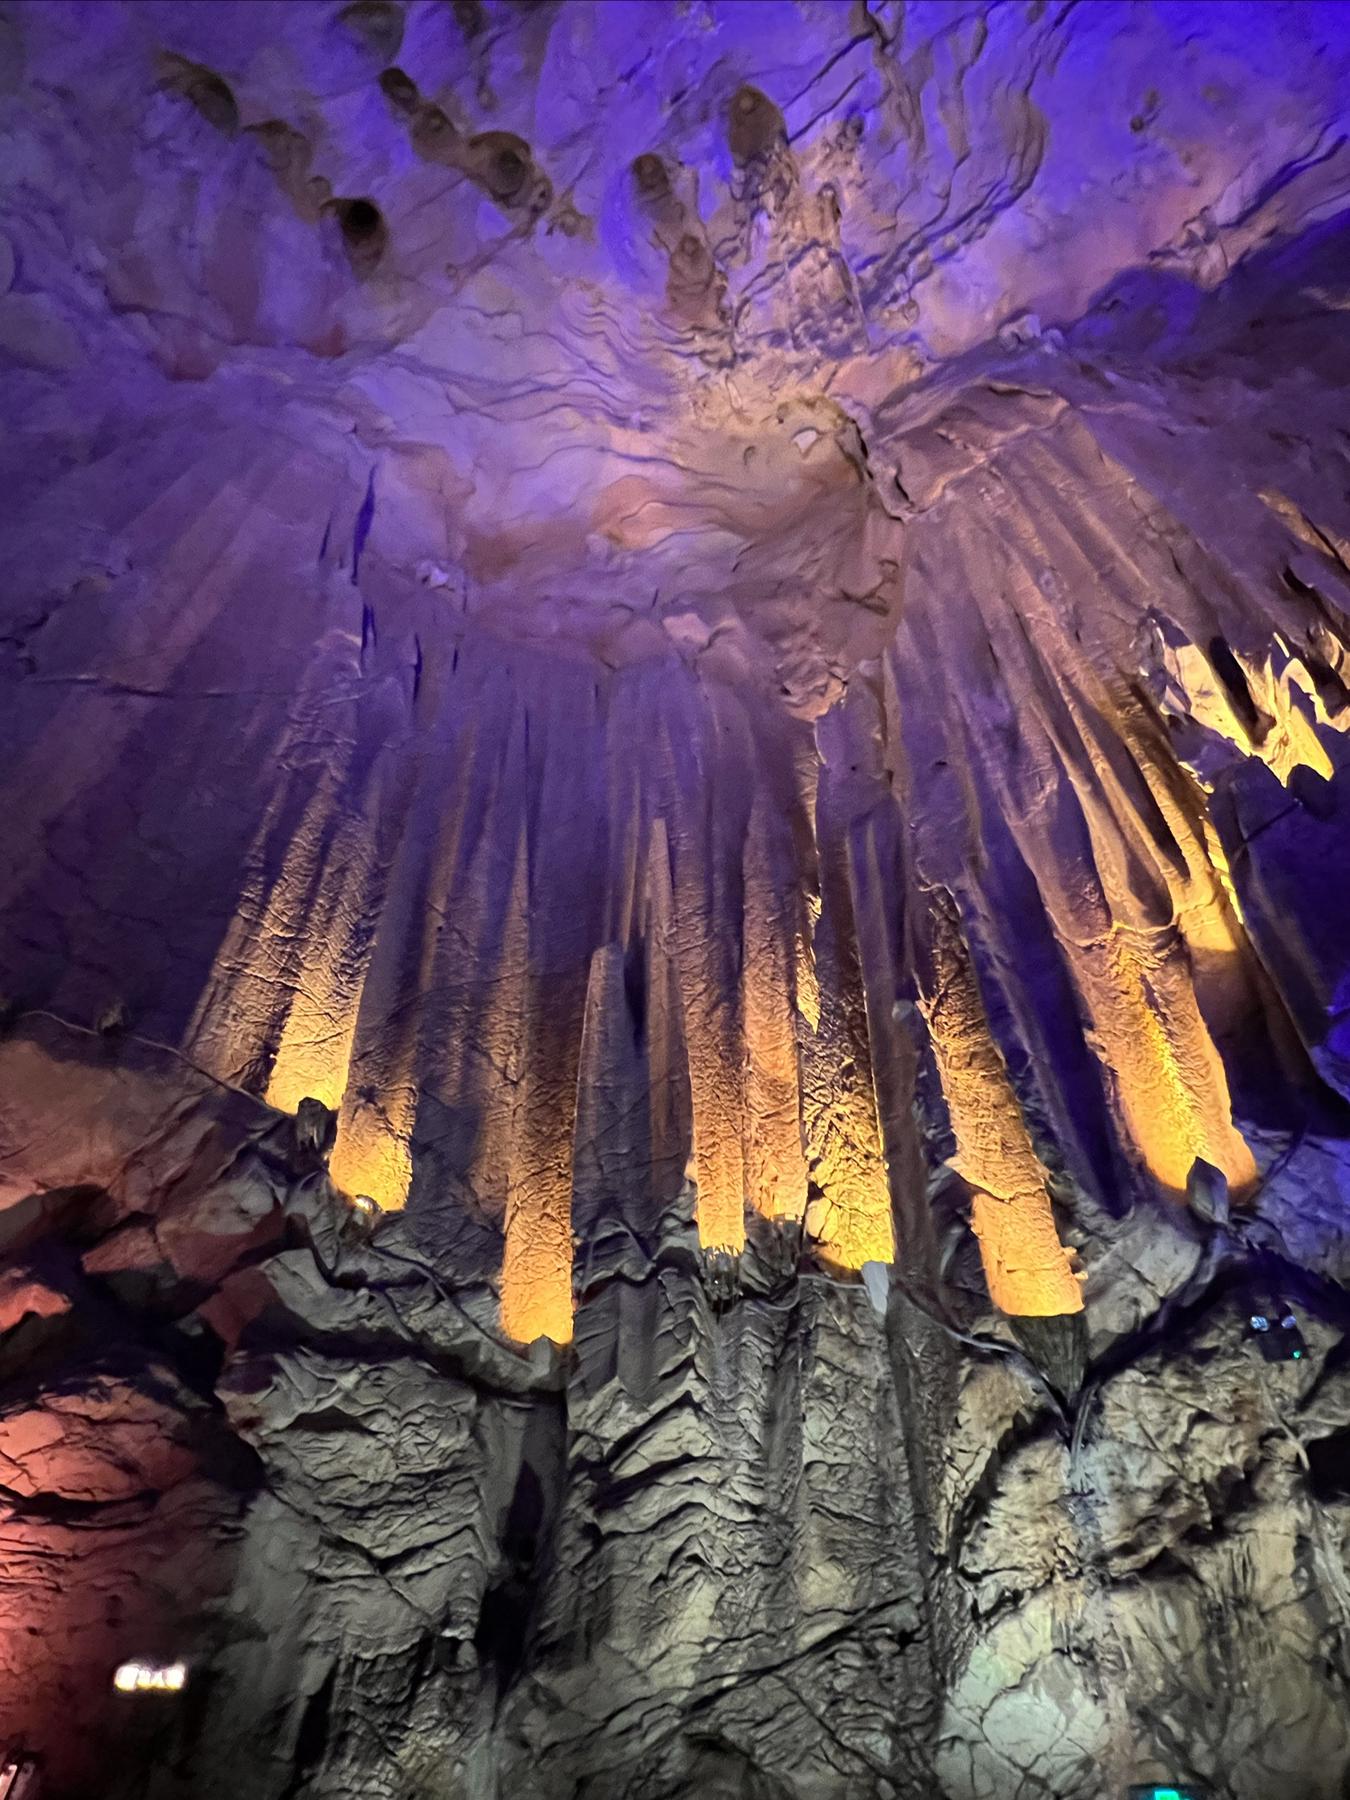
[500,1203,574,1346]
[1090,929,1258,1199]
[663,811,747,1255]
[1150,623,1346,788]
[1240,634,1339,784]
[742,808,810,1226]
[328,1105,413,1213]
[920,907,1082,1318]
[809,1179,895,1273]
[264,1009,358,1115]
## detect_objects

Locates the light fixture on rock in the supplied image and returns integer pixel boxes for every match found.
[0,1753,40,1799]
[344,1192,380,1237]
[1248,1305,1307,1362]
[1127,1786,1207,1800]
[112,1661,188,1694]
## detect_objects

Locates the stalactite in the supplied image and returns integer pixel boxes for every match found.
[325,668,481,1212]
[916,896,1083,1318]
[1143,619,1349,787]
[500,974,581,1344]
[639,817,695,1221]
[906,474,1261,1209]
[740,789,809,1225]
[571,941,642,1248]
[800,728,894,1271]
[848,804,933,1274]
[986,685,1259,1203]
[666,750,748,1256]
[1021,674,1259,1202]
[258,668,408,1116]
[186,632,372,1103]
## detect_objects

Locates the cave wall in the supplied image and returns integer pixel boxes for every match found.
[4,2,1350,1796]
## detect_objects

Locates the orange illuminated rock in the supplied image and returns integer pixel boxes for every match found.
[1083,929,1259,1201]
[670,813,748,1257]
[919,902,1083,1318]
[741,798,809,1225]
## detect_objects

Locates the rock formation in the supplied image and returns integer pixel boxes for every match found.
[2,1,1350,1795]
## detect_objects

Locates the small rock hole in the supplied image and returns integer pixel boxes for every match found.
[379,66,418,112]
[1208,635,1262,734]
[632,153,669,199]
[340,197,383,241]
[494,148,527,194]
[1307,1425,1350,1502]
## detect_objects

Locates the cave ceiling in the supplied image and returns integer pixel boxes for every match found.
[7,0,1350,697]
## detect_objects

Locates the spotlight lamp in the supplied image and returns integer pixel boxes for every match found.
[112,1660,188,1694]
[343,1192,380,1238]
[1246,1302,1307,1362]
[0,1753,40,1799]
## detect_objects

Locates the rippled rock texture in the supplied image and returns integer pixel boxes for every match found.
[4,2,1350,1796]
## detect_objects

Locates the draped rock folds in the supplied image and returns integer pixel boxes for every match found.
[5,2,1350,1796]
